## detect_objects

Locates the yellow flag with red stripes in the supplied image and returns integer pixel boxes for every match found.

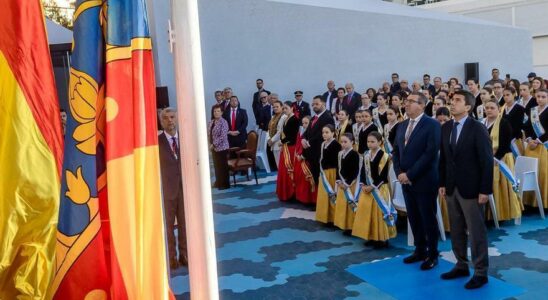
[0,0,64,298]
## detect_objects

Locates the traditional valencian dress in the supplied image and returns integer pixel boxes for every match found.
[294,126,317,204]
[276,114,299,201]
[484,117,522,221]
[523,105,548,208]
[336,119,352,143]
[352,149,397,241]
[315,139,341,223]
[333,148,361,231]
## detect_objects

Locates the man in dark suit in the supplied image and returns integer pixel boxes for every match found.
[343,82,361,121]
[257,91,272,131]
[422,74,436,96]
[322,80,337,113]
[292,90,311,120]
[302,95,335,182]
[158,107,187,269]
[252,79,271,127]
[223,95,248,148]
[390,73,401,94]
[392,92,441,271]
[210,90,224,119]
[439,90,493,290]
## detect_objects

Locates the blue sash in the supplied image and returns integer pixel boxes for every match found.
[338,151,363,212]
[365,152,397,227]
[530,107,547,149]
[510,138,521,158]
[320,140,337,204]
[494,158,519,193]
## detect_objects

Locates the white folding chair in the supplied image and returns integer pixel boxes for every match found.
[487,194,500,229]
[254,129,271,174]
[515,156,545,219]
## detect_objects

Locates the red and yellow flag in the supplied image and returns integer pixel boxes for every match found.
[0,0,63,298]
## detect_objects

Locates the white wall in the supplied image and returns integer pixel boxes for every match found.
[196,0,532,125]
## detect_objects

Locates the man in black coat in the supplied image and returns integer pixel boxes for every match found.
[422,74,436,96]
[292,90,311,120]
[158,107,187,268]
[322,80,337,113]
[301,95,335,182]
[343,82,361,121]
[392,92,441,271]
[223,95,248,148]
[252,79,271,126]
[439,90,493,290]
[257,91,272,131]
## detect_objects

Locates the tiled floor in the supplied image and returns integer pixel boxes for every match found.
[172,171,548,299]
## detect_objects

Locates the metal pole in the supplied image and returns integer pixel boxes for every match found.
[169,0,220,299]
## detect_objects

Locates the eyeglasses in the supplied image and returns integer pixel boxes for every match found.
[404,99,420,104]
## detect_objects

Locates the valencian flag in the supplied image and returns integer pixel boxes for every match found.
[0,0,64,298]
[50,0,172,298]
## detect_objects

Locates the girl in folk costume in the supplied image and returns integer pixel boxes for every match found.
[390,93,406,121]
[373,93,389,127]
[476,87,493,122]
[483,99,523,221]
[357,110,378,154]
[294,116,317,204]
[352,131,397,248]
[336,110,353,143]
[501,86,526,157]
[523,88,548,208]
[315,125,342,224]
[383,106,400,156]
[432,96,447,118]
[352,110,365,152]
[276,101,300,201]
[359,93,374,112]
[334,133,362,233]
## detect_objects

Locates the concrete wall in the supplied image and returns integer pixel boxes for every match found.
[424,0,548,77]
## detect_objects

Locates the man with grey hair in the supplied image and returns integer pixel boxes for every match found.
[343,82,361,121]
[392,92,441,271]
[158,107,187,268]
[322,80,337,114]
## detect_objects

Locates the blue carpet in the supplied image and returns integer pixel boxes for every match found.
[347,257,526,300]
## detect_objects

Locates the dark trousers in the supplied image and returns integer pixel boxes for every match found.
[266,146,278,171]
[213,149,230,189]
[164,186,187,261]
[402,186,439,258]
[446,188,489,276]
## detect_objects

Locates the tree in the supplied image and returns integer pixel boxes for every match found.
[42,0,75,30]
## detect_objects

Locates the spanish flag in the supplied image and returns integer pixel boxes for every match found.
[0,0,63,298]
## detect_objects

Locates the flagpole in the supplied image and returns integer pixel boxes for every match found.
[170,0,220,298]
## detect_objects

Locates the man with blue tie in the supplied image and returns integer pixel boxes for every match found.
[392,92,441,271]
[439,90,493,289]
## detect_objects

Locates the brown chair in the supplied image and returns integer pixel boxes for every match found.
[227,131,258,185]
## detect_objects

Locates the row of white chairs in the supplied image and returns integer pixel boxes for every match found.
[390,156,545,246]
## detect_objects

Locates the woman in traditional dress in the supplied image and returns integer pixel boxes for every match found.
[352,110,365,152]
[294,116,316,204]
[276,101,300,201]
[334,133,361,233]
[483,98,522,221]
[352,131,397,248]
[373,93,389,127]
[315,125,341,224]
[357,110,378,155]
[383,106,400,156]
[502,86,526,156]
[335,109,353,143]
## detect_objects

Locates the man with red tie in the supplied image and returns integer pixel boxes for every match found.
[302,95,335,183]
[223,95,248,148]
[158,107,187,269]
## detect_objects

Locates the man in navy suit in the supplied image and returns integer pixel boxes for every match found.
[343,82,361,121]
[392,92,441,271]
[223,95,248,148]
[439,90,493,289]
[292,90,311,120]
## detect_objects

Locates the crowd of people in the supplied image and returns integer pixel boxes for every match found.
[208,70,547,289]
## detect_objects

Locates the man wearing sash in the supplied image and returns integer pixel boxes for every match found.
[439,90,493,290]
[392,92,441,271]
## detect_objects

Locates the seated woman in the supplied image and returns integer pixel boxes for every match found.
[315,125,341,224]
[352,131,397,248]
[334,133,361,233]
[483,98,522,221]
[208,105,230,190]
[276,101,300,201]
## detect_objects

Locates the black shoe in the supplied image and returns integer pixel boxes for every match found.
[465,276,488,289]
[364,240,375,247]
[420,257,438,270]
[342,230,352,236]
[373,241,389,249]
[403,252,427,264]
[441,268,470,280]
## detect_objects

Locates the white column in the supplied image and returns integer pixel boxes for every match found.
[170,0,220,299]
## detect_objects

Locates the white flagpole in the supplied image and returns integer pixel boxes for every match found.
[170,0,220,298]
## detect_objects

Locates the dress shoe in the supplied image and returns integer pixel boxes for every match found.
[364,240,375,247]
[403,252,427,264]
[373,241,389,249]
[464,276,488,289]
[441,268,470,280]
[342,230,352,236]
[420,257,438,270]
